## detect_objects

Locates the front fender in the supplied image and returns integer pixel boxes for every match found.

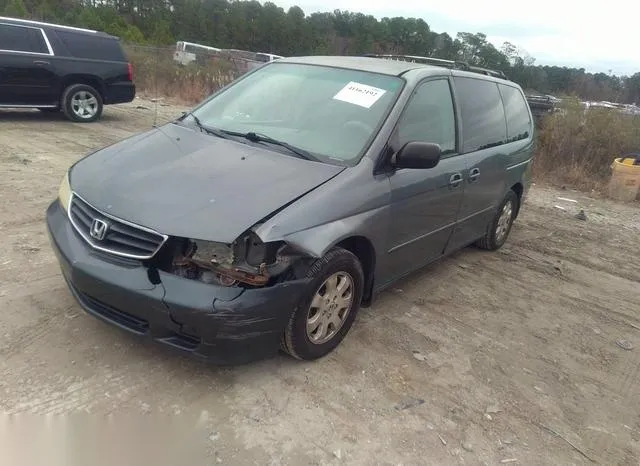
[261,205,390,259]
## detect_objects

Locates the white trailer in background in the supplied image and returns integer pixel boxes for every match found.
[174,41,222,66]
[174,41,283,67]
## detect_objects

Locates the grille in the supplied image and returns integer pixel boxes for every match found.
[69,194,167,259]
[79,291,150,335]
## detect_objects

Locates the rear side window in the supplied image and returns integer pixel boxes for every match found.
[454,77,507,152]
[499,84,532,142]
[55,30,125,61]
[396,79,457,155]
[0,23,48,54]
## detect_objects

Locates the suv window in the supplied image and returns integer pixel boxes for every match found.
[454,77,507,152]
[0,23,48,54]
[54,30,125,61]
[396,79,456,155]
[499,84,532,142]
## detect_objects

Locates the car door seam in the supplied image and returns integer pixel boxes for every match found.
[455,205,495,224]
[387,220,457,254]
[506,158,532,170]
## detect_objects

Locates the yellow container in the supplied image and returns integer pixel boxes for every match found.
[608,155,640,201]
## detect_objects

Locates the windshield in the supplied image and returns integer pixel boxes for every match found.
[190,62,404,164]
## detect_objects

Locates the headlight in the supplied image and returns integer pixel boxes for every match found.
[190,240,234,267]
[189,233,270,269]
[58,171,72,213]
[173,234,285,287]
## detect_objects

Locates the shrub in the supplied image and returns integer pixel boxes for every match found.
[125,45,240,104]
[534,98,640,192]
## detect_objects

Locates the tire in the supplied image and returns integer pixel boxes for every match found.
[61,84,103,123]
[476,190,519,251]
[281,247,364,361]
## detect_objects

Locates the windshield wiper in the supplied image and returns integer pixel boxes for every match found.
[185,112,230,140]
[180,117,316,161]
[229,131,316,161]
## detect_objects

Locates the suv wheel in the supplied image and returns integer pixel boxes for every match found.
[281,247,364,361]
[61,84,103,123]
[476,189,519,250]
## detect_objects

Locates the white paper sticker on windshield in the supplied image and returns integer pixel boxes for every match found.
[333,82,387,108]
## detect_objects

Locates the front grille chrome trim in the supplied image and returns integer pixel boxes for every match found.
[67,192,169,260]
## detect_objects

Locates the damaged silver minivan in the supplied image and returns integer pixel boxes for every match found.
[47,55,534,364]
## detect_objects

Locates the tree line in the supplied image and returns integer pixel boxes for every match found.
[3,0,640,103]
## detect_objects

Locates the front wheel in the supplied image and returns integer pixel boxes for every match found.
[281,247,364,361]
[61,84,103,123]
[476,190,519,250]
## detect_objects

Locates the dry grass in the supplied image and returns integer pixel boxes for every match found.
[534,99,640,193]
[125,45,239,104]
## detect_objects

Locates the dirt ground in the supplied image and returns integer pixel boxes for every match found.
[1,100,639,466]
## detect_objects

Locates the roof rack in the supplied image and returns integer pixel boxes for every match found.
[363,54,507,79]
[0,16,97,33]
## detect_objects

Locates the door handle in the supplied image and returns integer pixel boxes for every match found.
[469,168,481,182]
[449,173,463,188]
[33,60,50,66]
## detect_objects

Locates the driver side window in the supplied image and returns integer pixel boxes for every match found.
[396,79,457,155]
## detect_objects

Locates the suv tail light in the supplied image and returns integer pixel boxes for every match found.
[128,63,134,82]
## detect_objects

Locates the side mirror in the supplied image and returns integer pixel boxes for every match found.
[393,141,442,169]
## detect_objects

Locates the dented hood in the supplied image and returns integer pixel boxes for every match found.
[70,123,345,243]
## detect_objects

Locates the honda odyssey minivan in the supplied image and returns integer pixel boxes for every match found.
[47,55,534,364]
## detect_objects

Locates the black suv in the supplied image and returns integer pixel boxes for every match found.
[0,17,135,122]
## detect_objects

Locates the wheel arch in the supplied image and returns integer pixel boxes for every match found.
[60,75,106,101]
[333,236,376,307]
[510,182,524,217]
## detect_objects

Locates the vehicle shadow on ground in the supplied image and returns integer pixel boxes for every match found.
[0,110,126,123]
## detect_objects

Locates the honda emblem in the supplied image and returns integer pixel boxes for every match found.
[90,218,108,241]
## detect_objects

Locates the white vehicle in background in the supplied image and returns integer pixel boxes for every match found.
[255,52,284,62]
[174,41,285,70]
[174,41,221,66]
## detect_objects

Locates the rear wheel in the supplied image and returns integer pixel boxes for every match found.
[61,84,103,123]
[281,247,364,361]
[476,190,519,250]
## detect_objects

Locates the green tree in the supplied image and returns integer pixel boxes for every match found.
[149,19,173,45]
[3,0,29,17]
[7,0,638,103]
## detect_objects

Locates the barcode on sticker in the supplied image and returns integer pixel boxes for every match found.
[333,82,387,108]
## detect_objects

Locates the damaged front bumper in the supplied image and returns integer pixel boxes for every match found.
[46,200,311,365]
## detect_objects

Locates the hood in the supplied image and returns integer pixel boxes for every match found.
[70,123,345,243]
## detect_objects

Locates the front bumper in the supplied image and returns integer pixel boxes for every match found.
[46,200,310,365]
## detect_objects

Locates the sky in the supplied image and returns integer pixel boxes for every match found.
[273,0,639,76]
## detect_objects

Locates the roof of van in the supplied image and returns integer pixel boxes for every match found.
[0,16,116,38]
[278,56,427,76]
[277,56,513,83]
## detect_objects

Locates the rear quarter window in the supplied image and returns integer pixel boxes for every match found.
[0,23,48,54]
[454,76,507,153]
[54,30,126,61]
[499,84,532,142]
